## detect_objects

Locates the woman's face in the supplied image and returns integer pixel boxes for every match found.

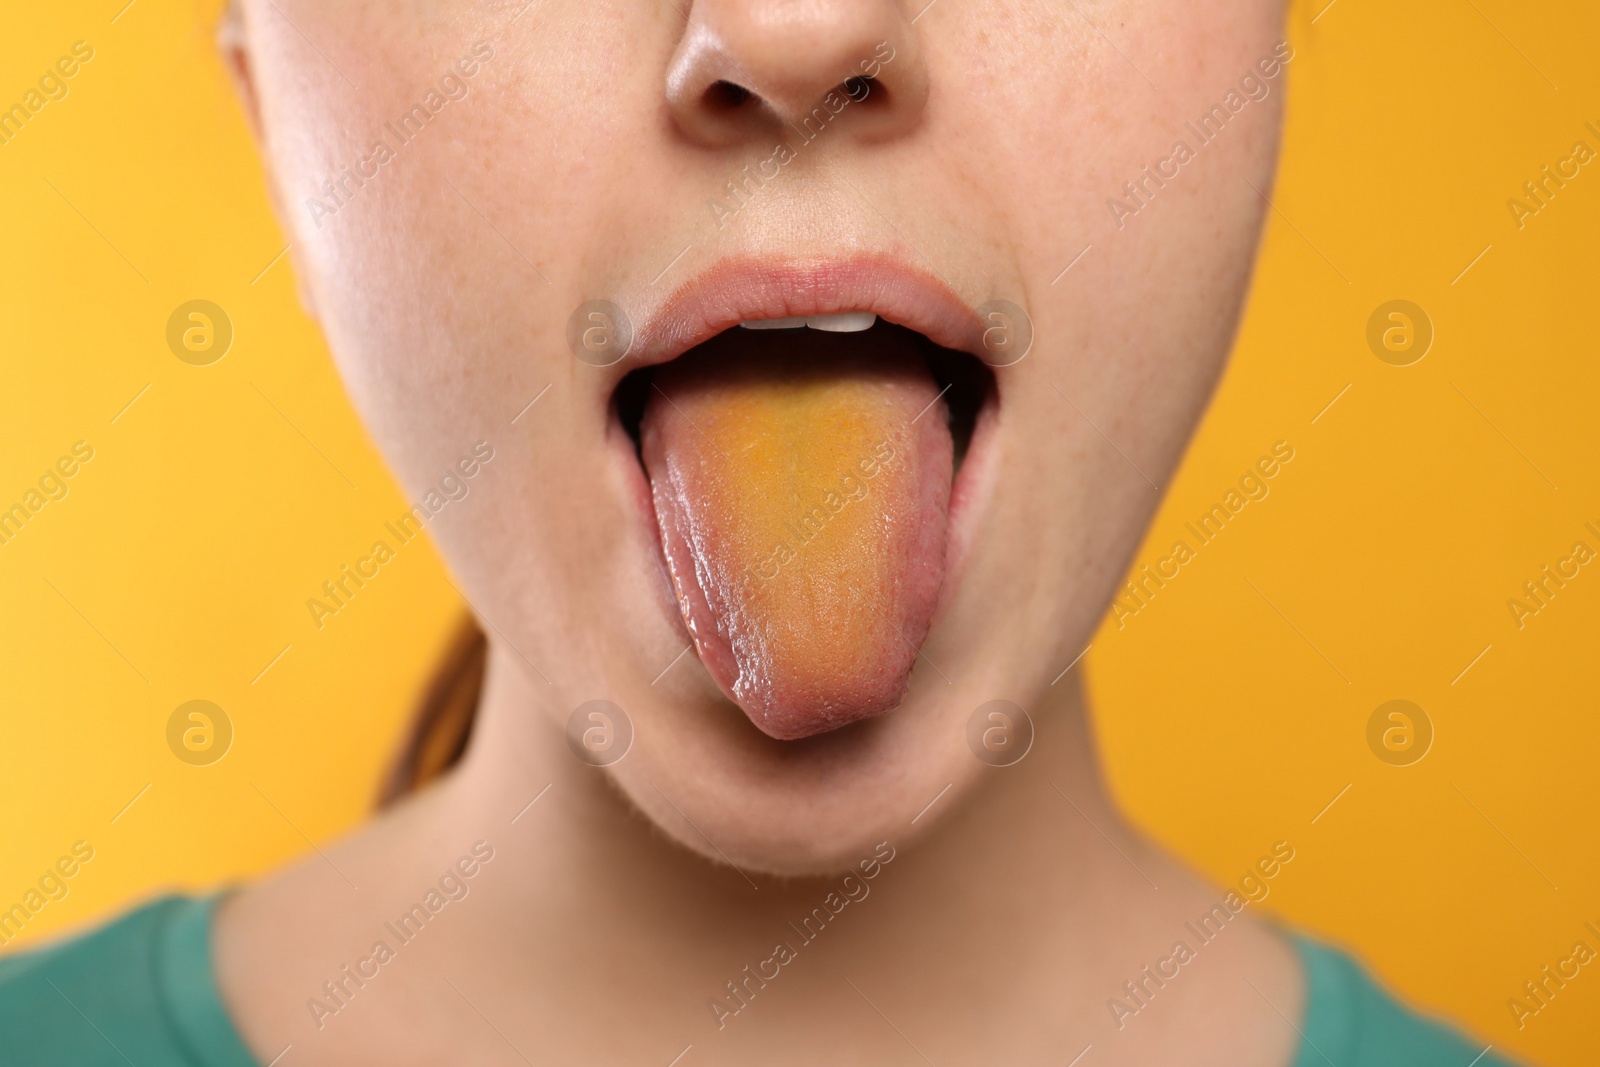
[234,0,1285,874]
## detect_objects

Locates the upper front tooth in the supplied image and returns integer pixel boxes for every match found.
[737,313,878,332]
[806,312,877,332]
[739,317,808,330]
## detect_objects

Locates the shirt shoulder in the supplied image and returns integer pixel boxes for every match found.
[0,894,260,1067]
[1293,934,1517,1067]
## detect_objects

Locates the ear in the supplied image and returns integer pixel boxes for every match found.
[217,2,263,142]
[216,1,322,320]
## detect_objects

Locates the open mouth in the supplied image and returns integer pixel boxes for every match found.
[615,303,995,741]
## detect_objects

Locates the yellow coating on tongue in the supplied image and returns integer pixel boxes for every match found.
[689,375,907,669]
[643,341,950,738]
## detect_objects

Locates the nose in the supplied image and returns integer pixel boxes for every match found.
[666,0,929,147]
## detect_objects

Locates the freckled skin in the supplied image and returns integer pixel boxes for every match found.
[642,329,950,739]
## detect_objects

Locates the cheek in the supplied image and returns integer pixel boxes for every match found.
[253,7,656,483]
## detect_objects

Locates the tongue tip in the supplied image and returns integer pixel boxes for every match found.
[726,616,934,740]
[741,684,910,741]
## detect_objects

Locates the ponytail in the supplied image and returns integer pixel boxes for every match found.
[376,615,486,807]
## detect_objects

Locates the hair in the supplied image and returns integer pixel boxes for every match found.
[376,615,487,807]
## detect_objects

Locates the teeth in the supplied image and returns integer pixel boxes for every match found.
[738,313,878,333]
[806,312,877,332]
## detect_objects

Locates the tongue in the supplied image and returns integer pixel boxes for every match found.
[640,326,951,740]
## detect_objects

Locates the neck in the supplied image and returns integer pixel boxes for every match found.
[218,642,1296,1065]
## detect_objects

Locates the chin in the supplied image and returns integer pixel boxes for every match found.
[605,684,991,877]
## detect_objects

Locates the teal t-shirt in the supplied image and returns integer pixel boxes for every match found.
[1289,934,1510,1067]
[0,896,257,1067]
[0,895,1516,1066]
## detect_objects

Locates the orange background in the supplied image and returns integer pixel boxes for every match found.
[1,1,1596,1064]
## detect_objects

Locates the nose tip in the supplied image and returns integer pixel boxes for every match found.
[666,0,928,147]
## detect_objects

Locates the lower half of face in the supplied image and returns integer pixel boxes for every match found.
[242,0,1286,874]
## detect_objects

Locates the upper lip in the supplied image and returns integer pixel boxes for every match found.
[625,254,984,373]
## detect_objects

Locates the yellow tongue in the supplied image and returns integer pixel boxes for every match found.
[640,327,952,740]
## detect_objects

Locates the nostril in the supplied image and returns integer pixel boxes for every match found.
[842,76,883,105]
[703,80,753,111]
[665,5,928,149]
[700,76,882,118]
